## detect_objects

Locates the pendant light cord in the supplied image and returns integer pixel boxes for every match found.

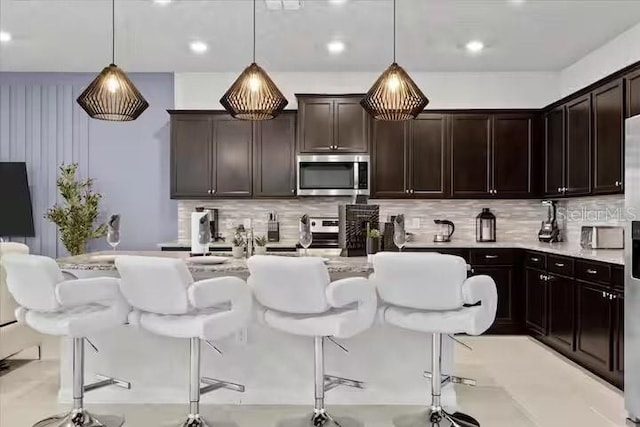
[393,0,396,62]
[252,0,256,63]
[111,0,115,64]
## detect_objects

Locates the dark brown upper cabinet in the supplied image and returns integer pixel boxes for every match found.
[170,114,212,199]
[170,112,252,199]
[626,68,640,118]
[253,112,297,198]
[371,120,408,198]
[565,94,592,196]
[409,114,450,198]
[297,95,369,153]
[492,114,538,198]
[451,115,492,198]
[592,80,624,194]
[210,115,253,198]
[544,106,565,197]
[371,114,449,199]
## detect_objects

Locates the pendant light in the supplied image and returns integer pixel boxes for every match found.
[77,0,149,121]
[361,0,429,121]
[220,0,288,120]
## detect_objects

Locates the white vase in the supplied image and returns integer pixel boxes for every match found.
[232,246,244,258]
[255,246,267,255]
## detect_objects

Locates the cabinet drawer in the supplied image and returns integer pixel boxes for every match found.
[547,255,575,277]
[525,252,546,270]
[470,249,515,266]
[576,260,611,284]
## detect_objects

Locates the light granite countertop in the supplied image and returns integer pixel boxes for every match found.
[157,240,624,265]
[57,251,372,274]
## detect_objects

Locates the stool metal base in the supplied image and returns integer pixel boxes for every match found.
[32,410,124,427]
[179,414,209,427]
[393,409,480,427]
[276,411,363,427]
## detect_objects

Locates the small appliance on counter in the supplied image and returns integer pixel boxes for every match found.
[308,217,340,248]
[190,207,211,256]
[476,208,496,242]
[267,211,280,242]
[433,219,455,242]
[198,207,223,242]
[338,204,379,257]
[538,200,561,243]
[580,225,624,249]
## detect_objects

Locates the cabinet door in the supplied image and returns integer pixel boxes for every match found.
[576,282,612,374]
[565,95,592,196]
[298,97,334,152]
[544,106,565,196]
[492,114,535,197]
[473,266,514,333]
[334,97,369,153]
[409,114,449,198]
[212,116,253,197]
[525,268,547,335]
[593,80,624,194]
[254,113,296,198]
[547,274,575,354]
[613,291,624,387]
[451,115,491,197]
[626,68,640,118]
[170,115,212,198]
[371,120,408,198]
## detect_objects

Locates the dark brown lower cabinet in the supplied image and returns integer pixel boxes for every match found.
[525,268,547,335]
[546,274,575,355]
[473,266,518,334]
[575,281,612,374]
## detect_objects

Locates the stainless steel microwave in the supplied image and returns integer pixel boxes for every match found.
[296,154,370,196]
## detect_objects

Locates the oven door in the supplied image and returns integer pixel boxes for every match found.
[297,155,369,196]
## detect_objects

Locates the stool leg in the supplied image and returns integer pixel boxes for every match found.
[424,333,480,427]
[32,338,124,427]
[181,338,208,427]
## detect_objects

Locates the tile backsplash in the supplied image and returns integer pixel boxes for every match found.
[177,195,625,245]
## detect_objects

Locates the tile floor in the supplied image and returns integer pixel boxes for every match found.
[0,336,628,427]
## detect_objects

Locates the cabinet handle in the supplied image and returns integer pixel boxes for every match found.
[539,274,546,281]
[410,189,414,194]
[207,190,211,194]
[485,254,499,259]
[212,189,216,194]
[586,269,598,275]
[557,187,562,193]
[530,257,540,262]
[554,262,565,268]
[291,189,295,193]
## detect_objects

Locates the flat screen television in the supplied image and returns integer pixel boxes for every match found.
[0,162,35,237]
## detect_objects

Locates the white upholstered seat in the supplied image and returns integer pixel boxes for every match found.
[248,255,376,339]
[371,252,497,427]
[1,253,131,427]
[115,255,252,427]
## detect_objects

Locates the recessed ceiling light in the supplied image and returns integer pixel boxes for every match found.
[0,31,12,43]
[327,40,345,54]
[190,41,208,54]
[509,0,526,5]
[465,40,485,54]
[329,0,347,5]
[153,0,172,5]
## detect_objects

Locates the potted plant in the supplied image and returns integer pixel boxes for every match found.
[45,163,107,256]
[231,226,246,258]
[366,228,381,256]
[254,235,268,255]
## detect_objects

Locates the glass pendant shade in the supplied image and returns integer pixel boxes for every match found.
[77,64,149,121]
[220,62,288,120]
[361,62,429,121]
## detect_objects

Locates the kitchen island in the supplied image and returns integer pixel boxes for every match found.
[54,251,458,407]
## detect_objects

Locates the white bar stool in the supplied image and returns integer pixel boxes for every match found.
[371,252,497,427]
[247,255,377,427]
[115,255,252,427]
[2,254,131,427]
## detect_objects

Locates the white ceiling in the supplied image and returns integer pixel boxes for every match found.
[1,0,640,73]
